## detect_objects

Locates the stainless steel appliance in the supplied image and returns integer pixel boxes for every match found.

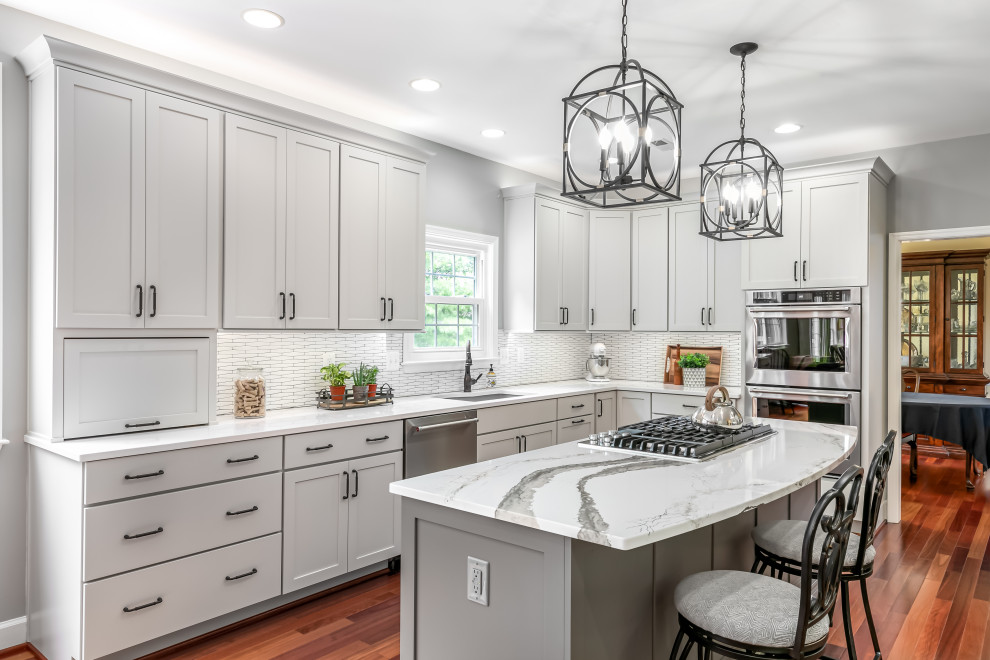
[579,416,775,462]
[404,410,478,478]
[745,288,861,390]
[585,342,611,382]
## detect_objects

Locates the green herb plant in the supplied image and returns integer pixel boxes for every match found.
[320,362,351,387]
[678,353,711,369]
[364,364,379,385]
[352,362,376,386]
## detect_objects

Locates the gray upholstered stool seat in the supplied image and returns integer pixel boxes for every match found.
[753,519,876,567]
[674,570,829,649]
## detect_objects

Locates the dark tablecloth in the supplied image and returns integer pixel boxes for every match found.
[901,392,990,468]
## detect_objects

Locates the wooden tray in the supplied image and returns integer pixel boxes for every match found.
[663,346,723,387]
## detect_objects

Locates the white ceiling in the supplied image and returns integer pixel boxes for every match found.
[9,0,990,181]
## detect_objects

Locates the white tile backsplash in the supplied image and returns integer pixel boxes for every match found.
[217,330,742,415]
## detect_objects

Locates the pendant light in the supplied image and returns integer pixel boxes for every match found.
[562,0,683,208]
[699,43,783,241]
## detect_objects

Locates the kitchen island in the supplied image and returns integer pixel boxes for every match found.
[390,418,857,660]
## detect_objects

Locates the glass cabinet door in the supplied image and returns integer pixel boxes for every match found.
[901,267,933,370]
[945,264,983,373]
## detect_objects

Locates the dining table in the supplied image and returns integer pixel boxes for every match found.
[901,391,990,489]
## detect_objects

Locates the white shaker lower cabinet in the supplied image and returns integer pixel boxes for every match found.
[595,391,617,433]
[347,452,403,572]
[589,211,631,331]
[617,391,652,427]
[477,421,556,461]
[557,415,594,443]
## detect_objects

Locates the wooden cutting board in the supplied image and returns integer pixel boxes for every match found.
[663,346,723,387]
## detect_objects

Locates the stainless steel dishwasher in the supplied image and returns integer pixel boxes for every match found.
[404,410,478,478]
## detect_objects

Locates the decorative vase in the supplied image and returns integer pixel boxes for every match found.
[368,383,377,399]
[329,384,346,402]
[682,367,707,389]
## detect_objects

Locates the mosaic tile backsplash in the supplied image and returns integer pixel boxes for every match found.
[217,330,742,415]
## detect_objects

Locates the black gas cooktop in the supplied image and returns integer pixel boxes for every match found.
[577,415,776,461]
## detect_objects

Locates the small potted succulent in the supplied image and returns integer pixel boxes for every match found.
[352,362,374,403]
[364,364,380,398]
[320,362,351,402]
[678,353,710,389]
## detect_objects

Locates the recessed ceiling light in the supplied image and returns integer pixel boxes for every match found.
[242,8,284,29]
[481,128,505,139]
[410,78,441,92]
[774,123,802,134]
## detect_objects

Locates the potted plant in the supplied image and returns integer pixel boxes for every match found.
[364,364,380,398]
[678,353,710,389]
[352,362,373,403]
[320,362,351,402]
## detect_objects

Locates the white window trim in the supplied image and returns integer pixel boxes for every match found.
[403,226,499,372]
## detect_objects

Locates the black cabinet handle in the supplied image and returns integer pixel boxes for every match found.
[136,284,144,318]
[123,597,162,613]
[571,418,585,425]
[380,297,386,321]
[708,307,713,326]
[125,421,161,429]
[571,404,585,409]
[366,435,390,443]
[225,568,258,582]
[305,443,333,452]
[352,469,359,498]
[701,307,706,326]
[598,400,603,417]
[226,505,259,517]
[124,469,164,480]
[591,308,595,326]
[279,292,286,320]
[226,455,259,464]
[387,298,394,322]
[794,261,798,282]
[149,285,157,318]
[632,308,637,326]
[802,260,808,281]
[560,307,564,325]
[683,403,698,409]
[516,436,522,453]
[521,435,527,451]
[564,307,569,324]
[289,293,296,320]
[343,470,349,500]
[123,526,164,540]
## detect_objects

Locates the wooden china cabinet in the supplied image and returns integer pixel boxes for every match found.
[901,248,989,404]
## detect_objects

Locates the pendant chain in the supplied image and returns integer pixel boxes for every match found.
[620,0,629,68]
[739,53,747,138]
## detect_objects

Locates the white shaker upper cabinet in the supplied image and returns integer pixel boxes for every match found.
[707,239,744,331]
[56,69,146,328]
[534,198,566,331]
[285,131,340,330]
[801,174,868,288]
[631,207,669,331]
[740,183,802,290]
[223,114,287,329]
[588,211,631,332]
[384,158,427,331]
[667,204,709,331]
[145,92,221,329]
[339,145,388,330]
[559,205,590,330]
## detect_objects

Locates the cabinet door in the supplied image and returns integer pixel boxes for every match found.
[534,199,564,330]
[56,69,146,328]
[477,428,522,462]
[595,392,617,433]
[385,158,427,330]
[285,131,339,330]
[347,452,402,572]
[667,204,709,331]
[339,145,387,329]
[557,416,593,444]
[222,114,286,329]
[521,422,556,452]
[801,174,868,287]
[282,462,349,593]
[740,183,802,289]
[589,211,631,331]
[631,208,669,331]
[560,206,590,330]
[617,391,651,427]
[145,93,221,329]
[707,240,744,331]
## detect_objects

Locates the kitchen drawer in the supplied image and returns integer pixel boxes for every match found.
[82,533,281,660]
[284,421,402,470]
[651,393,705,417]
[942,384,986,396]
[557,394,595,420]
[477,421,556,461]
[63,338,211,439]
[83,472,281,581]
[557,415,594,444]
[477,399,556,434]
[84,436,282,505]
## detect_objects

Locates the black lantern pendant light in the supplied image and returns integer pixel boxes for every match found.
[562,0,683,208]
[699,43,783,241]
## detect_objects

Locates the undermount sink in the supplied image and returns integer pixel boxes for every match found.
[439,392,523,402]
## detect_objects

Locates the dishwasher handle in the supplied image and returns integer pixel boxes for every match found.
[411,418,478,433]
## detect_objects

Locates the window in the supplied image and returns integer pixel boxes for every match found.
[404,226,499,369]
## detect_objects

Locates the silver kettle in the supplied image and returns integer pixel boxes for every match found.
[691,386,744,430]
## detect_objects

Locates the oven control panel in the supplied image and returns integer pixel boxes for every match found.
[748,288,858,305]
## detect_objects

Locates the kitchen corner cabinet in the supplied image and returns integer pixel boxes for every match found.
[55,69,221,329]
[617,391,651,427]
[631,207,670,331]
[595,391,617,433]
[589,211,631,331]
[338,146,426,330]
[223,115,340,330]
[667,204,743,332]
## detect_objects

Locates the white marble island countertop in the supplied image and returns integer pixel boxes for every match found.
[389,419,856,551]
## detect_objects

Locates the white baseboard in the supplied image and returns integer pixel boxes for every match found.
[0,616,27,651]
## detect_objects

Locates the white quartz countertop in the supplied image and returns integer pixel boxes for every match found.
[389,419,856,551]
[25,379,739,462]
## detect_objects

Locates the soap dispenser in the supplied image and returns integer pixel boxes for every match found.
[486,364,497,388]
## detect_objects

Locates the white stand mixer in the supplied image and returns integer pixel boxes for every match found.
[585,342,611,382]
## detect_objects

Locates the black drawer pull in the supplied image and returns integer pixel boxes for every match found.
[124,469,165,480]
[225,568,258,582]
[123,526,164,540]
[306,443,334,452]
[125,421,161,429]
[343,470,349,500]
[226,455,260,464]
[352,469,359,498]
[682,404,697,409]
[571,404,585,409]
[366,435,390,443]
[123,597,162,613]
[571,419,585,425]
[226,505,259,517]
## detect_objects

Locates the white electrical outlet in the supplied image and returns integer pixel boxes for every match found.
[386,350,401,371]
[467,556,489,606]
[322,352,336,366]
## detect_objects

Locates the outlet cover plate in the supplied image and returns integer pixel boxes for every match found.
[467,556,489,606]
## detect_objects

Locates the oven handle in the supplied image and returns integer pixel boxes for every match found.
[748,305,851,313]
[749,388,853,400]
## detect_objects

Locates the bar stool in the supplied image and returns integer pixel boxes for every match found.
[669,465,863,660]
[752,430,896,660]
